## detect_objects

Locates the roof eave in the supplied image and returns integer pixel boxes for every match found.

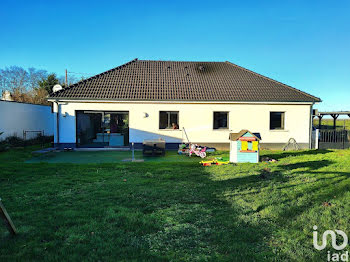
[47,97,318,104]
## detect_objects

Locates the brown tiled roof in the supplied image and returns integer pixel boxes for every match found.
[48,59,321,102]
[229,130,261,141]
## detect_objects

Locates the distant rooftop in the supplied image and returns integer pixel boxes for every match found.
[48,59,321,103]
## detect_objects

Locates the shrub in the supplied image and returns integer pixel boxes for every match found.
[5,136,25,147]
[0,134,53,149]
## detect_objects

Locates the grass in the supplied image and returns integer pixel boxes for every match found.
[313,118,350,129]
[1,147,350,261]
[27,150,204,164]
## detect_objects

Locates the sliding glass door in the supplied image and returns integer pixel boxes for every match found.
[76,111,129,147]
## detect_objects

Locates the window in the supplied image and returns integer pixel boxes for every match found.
[270,112,285,130]
[159,111,179,129]
[213,112,228,129]
[240,140,259,152]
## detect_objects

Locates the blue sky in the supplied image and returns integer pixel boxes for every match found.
[1,0,349,112]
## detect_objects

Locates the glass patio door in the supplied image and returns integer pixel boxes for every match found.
[76,111,129,147]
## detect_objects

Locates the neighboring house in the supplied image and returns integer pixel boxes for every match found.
[1,90,13,101]
[48,59,321,150]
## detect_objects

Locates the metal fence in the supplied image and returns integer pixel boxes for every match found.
[22,130,47,148]
[319,129,350,149]
[23,130,44,140]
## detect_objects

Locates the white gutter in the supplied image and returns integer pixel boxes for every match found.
[309,103,314,149]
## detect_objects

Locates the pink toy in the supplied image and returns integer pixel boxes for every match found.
[188,144,207,158]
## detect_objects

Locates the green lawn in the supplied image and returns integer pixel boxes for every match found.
[27,150,203,164]
[1,147,350,261]
[313,118,350,129]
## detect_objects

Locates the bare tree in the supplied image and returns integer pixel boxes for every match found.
[0,66,28,93]
[0,66,48,94]
[58,75,79,87]
[28,67,48,90]
[0,66,77,105]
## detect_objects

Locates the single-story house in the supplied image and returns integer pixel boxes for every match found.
[48,59,321,150]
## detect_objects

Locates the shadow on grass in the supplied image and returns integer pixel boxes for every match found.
[262,149,332,160]
[274,159,350,218]
[0,160,275,261]
[137,157,350,261]
[277,159,332,171]
[215,158,350,227]
[202,157,350,260]
[1,148,349,261]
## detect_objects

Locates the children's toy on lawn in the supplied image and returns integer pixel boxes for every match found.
[189,144,207,158]
[229,130,261,163]
[200,157,230,166]
[261,156,278,163]
[215,157,230,165]
[178,127,214,157]
[178,143,215,157]
[178,143,190,155]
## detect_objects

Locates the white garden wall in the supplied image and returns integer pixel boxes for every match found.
[0,100,54,140]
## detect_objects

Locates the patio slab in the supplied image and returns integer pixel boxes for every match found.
[26,150,204,164]
[32,148,57,154]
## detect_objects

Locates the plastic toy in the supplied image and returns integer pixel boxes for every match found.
[178,128,215,157]
[178,143,189,155]
[189,144,207,158]
[229,130,261,163]
[200,158,230,166]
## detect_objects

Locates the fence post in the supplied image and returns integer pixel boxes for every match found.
[42,130,44,148]
[315,129,319,149]
[23,130,26,147]
[131,142,134,161]
[0,198,17,235]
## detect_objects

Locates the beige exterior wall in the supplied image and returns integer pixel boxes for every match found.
[54,101,313,147]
